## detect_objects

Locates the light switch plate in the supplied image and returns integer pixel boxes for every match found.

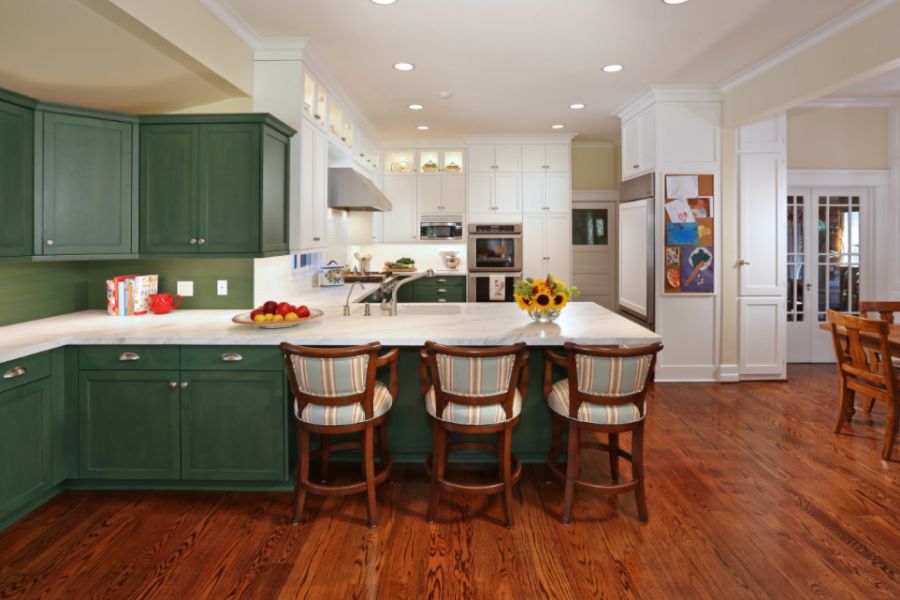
[177,281,194,297]
[217,280,228,296]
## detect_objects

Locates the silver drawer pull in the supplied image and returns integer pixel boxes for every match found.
[118,352,141,361]
[437,278,447,283]
[221,353,243,362]
[180,382,189,389]
[437,289,447,293]
[3,366,27,379]
[438,298,447,303]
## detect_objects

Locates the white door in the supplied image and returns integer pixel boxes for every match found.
[417,175,443,213]
[441,175,466,214]
[522,214,544,277]
[493,172,522,216]
[522,172,545,213]
[787,187,866,363]
[544,213,571,282]
[572,201,616,309]
[382,176,417,242]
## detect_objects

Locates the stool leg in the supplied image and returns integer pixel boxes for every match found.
[547,414,564,472]
[320,434,331,483]
[834,384,855,433]
[608,432,620,483]
[882,400,898,461]
[427,426,446,523]
[293,426,310,525]
[561,421,580,525]
[500,427,514,528]
[633,423,648,523]
[377,423,392,470]
[363,424,378,528]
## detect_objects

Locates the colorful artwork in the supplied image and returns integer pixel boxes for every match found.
[681,246,714,293]
[696,218,714,246]
[688,197,712,219]
[665,198,695,223]
[665,247,681,292]
[666,222,699,246]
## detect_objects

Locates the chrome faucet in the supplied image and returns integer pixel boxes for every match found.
[343,282,365,316]
[384,269,434,316]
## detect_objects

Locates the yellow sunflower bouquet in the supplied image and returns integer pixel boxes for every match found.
[513,274,580,323]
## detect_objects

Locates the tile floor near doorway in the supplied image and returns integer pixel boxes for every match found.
[0,365,897,599]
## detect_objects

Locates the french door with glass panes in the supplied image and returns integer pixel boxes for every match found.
[786,188,866,363]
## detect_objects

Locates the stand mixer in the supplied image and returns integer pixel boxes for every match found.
[439,250,461,270]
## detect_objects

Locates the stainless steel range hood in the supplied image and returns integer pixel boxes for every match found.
[328,168,392,212]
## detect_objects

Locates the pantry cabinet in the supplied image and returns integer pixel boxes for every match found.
[522,143,569,173]
[0,92,34,258]
[621,106,655,180]
[523,213,571,281]
[139,114,294,257]
[468,143,521,173]
[381,175,419,242]
[38,107,138,257]
[297,119,329,252]
[523,172,569,214]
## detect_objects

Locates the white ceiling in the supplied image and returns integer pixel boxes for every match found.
[224,0,869,141]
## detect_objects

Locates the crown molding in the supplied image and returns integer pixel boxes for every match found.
[802,97,895,108]
[572,141,614,148]
[614,86,721,121]
[613,88,655,121]
[464,133,577,143]
[198,0,262,48]
[719,0,897,92]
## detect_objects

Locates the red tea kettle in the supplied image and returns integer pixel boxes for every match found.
[149,293,183,315]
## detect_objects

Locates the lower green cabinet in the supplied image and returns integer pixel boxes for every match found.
[181,370,285,481]
[79,370,181,480]
[0,378,52,516]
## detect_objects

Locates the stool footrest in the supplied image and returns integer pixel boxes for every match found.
[425,454,522,494]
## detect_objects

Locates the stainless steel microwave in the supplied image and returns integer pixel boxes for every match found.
[420,216,463,241]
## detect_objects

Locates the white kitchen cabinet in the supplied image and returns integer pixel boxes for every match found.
[523,213,571,281]
[621,106,655,180]
[522,172,545,214]
[468,144,495,173]
[416,174,465,214]
[468,172,521,223]
[523,172,570,214]
[417,176,442,214]
[297,120,328,251]
[467,173,493,216]
[381,176,418,242]
[523,143,570,173]
[467,144,520,173]
[493,172,522,215]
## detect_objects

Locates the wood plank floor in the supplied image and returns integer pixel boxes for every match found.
[1,365,898,599]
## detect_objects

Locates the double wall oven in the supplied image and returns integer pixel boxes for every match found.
[467,224,522,302]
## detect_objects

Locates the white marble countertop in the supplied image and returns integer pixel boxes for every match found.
[0,286,660,363]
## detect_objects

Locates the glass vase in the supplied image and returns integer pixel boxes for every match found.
[527,308,561,323]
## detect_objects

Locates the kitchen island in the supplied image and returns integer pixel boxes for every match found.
[0,293,659,529]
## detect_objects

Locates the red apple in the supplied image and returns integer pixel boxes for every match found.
[276,302,293,316]
[250,308,263,319]
[296,305,310,318]
[263,300,278,314]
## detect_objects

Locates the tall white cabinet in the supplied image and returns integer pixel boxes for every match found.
[467,143,523,222]
[522,143,571,281]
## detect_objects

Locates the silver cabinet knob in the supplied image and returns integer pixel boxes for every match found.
[437,288,447,294]
[198,238,206,245]
[180,382,189,389]
[118,352,140,361]
[437,278,447,283]
[45,240,54,246]
[3,366,26,379]
[168,382,178,389]
[313,237,321,241]
[189,238,197,245]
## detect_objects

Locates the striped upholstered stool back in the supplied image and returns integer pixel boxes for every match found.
[574,352,654,397]
[289,354,369,397]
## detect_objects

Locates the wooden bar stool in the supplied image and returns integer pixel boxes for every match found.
[419,341,529,528]
[543,342,663,524]
[281,342,398,528]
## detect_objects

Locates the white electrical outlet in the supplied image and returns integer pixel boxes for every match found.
[217,280,228,296]
[177,281,194,297]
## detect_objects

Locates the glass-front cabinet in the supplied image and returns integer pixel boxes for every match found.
[417,149,464,174]
[384,149,416,175]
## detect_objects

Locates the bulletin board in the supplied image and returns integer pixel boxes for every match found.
[663,174,714,295]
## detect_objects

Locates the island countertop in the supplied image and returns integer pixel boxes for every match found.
[0,289,660,364]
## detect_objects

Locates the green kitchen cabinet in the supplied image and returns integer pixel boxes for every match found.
[0,90,35,258]
[0,377,53,518]
[139,115,294,257]
[415,275,466,302]
[78,370,181,480]
[36,106,138,257]
[181,370,286,481]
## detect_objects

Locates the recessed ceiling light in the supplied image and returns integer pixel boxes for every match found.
[370,0,397,5]
[662,0,689,4]
[417,125,429,131]
[393,62,415,72]
[602,64,624,73]
[569,103,585,110]
[551,124,565,130]
[408,104,424,110]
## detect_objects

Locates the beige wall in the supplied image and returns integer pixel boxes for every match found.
[173,96,253,114]
[572,144,617,190]
[787,107,889,170]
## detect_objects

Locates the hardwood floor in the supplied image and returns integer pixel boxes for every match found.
[1,365,898,599]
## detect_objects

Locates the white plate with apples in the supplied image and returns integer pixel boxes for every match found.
[232,301,323,329]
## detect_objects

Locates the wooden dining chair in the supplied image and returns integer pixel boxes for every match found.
[419,341,529,528]
[858,301,900,413]
[828,310,899,461]
[543,342,663,524]
[281,342,398,528]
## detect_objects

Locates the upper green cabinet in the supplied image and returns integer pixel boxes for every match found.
[36,106,138,257]
[140,115,294,257]
[0,91,35,258]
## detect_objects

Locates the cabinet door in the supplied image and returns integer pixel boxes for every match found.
[181,371,286,481]
[522,214,545,277]
[0,100,33,258]
[198,124,260,253]
[544,172,570,213]
[0,378,52,517]
[312,130,328,245]
[298,123,315,249]
[545,144,570,172]
[79,370,181,480]
[382,176,417,242]
[417,175,443,213]
[440,175,466,214]
[621,116,640,180]
[140,125,198,254]
[545,213,572,281]
[637,109,656,174]
[467,172,494,218]
[521,144,546,172]
[739,297,786,377]
[493,144,521,172]
[468,144,494,172]
[260,127,289,254]
[493,172,522,216]
[41,112,134,255]
[522,172,545,214]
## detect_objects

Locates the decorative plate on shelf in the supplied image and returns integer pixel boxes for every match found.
[231,308,324,329]
[390,158,411,173]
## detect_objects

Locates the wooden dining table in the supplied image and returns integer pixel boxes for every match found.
[819,322,900,354]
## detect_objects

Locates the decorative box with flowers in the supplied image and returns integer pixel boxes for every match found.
[513,275,580,323]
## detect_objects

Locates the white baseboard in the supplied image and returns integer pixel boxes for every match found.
[717,364,740,383]
[654,365,718,383]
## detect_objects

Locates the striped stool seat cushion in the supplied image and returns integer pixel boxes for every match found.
[296,381,393,425]
[425,386,522,425]
[547,381,643,425]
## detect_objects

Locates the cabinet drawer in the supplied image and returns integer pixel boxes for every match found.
[181,346,283,371]
[416,287,466,303]
[419,276,465,288]
[0,352,51,394]
[79,346,180,370]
